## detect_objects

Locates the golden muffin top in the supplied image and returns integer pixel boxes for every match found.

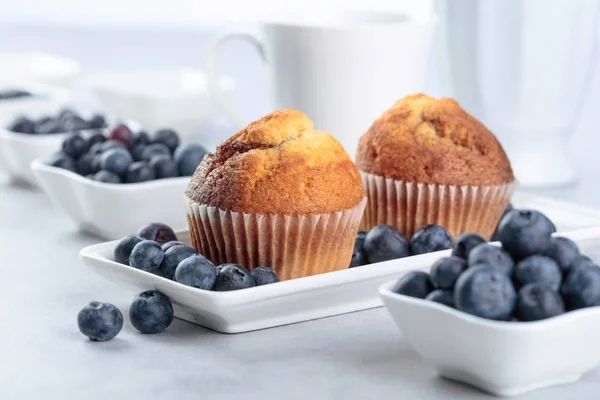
[186,109,365,214]
[356,94,514,186]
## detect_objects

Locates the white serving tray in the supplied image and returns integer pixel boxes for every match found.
[79,193,600,333]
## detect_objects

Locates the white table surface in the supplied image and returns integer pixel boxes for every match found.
[2,24,600,400]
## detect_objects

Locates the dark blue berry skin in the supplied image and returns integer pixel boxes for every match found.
[133,131,150,147]
[62,133,87,158]
[495,209,554,260]
[542,237,581,275]
[99,139,127,153]
[468,243,515,276]
[355,231,368,249]
[149,155,179,179]
[64,115,90,132]
[515,283,565,321]
[410,224,453,255]
[454,266,516,320]
[100,147,133,177]
[426,289,455,308]
[161,241,185,252]
[86,132,106,149]
[491,203,514,241]
[77,153,96,176]
[452,233,486,260]
[251,266,280,286]
[174,143,208,176]
[364,224,410,264]
[48,152,76,172]
[77,302,123,342]
[514,255,562,291]
[561,264,600,310]
[138,223,178,244]
[114,234,144,265]
[430,256,467,290]
[142,143,171,162]
[129,240,164,272]
[214,264,255,291]
[35,117,62,134]
[126,161,156,183]
[153,129,180,152]
[349,231,369,268]
[174,255,217,290]
[88,114,106,129]
[159,245,198,280]
[131,144,147,162]
[129,290,174,334]
[8,116,35,133]
[93,170,121,183]
[391,271,433,299]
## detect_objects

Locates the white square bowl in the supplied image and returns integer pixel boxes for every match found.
[380,227,600,397]
[31,160,190,239]
[0,51,82,89]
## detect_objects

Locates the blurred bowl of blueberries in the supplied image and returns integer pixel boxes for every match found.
[380,208,600,397]
[0,107,108,186]
[0,82,71,124]
[31,123,209,239]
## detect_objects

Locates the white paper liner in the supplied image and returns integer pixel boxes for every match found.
[360,171,517,239]
[185,196,367,281]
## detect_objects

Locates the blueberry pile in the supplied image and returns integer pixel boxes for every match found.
[350,223,453,268]
[0,89,34,101]
[392,207,600,322]
[47,124,208,183]
[8,108,107,134]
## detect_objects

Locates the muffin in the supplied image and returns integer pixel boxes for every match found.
[356,94,516,239]
[185,109,366,280]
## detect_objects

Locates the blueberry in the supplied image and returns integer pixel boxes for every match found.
[491,203,514,241]
[355,231,368,249]
[108,124,134,148]
[214,264,255,291]
[114,234,144,265]
[514,255,562,291]
[76,153,96,176]
[62,133,87,158]
[159,245,198,280]
[174,143,208,176]
[0,89,32,100]
[149,155,179,179]
[251,266,280,286]
[430,256,467,290]
[86,132,106,149]
[143,143,171,161]
[542,237,581,275]
[162,241,185,252]
[515,283,565,321]
[129,290,174,334]
[349,231,368,268]
[425,289,455,308]
[131,144,147,162]
[174,255,217,289]
[35,117,62,134]
[410,224,453,255]
[452,233,486,260]
[98,139,127,153]
[468,243,514,275]
[138,223,178,244]
[93,170,122,184]
[126,161,156,183]
[454,266,516,320]
[48,152,76,172]
[364,224,410,263]
[100,148,133,177]
[58,107,79,121]
[561,264,600,310]
[8,116,35,133]
[77,302,123,342]
[133,131,151,147]
[63,115,89,132]
[88,114,106,129]
[391,271,433,299]
[153,129,180,152]
[129,240,164,272]
[572,256,597,271]
[495,209,554,260]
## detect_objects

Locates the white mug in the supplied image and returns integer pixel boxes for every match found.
[206,10,437,158]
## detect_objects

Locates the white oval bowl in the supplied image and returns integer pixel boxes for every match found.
[31,159,190,239]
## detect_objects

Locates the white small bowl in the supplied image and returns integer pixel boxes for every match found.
[0,83,71,124]
[31,160,190,239]
[380,265,600,396]
[0,51,82,88]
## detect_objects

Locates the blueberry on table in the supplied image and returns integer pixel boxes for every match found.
[76,153,96,176]
[62,133,87,158]
[391,271,433,299]
[174,254,217,290]
[114,234,144,265]
[561,264,600,310]
[542,237,581,275]
[129,290,174,334]
[364,224,410,264]
[8,116,35,133]
[174,143,208,176]
[143,143,171,162]
[425,289,455,308]
[467,243,515,276]
[88,114,106,129]
[452,233,486,260]
[138,223,178,244]
[129,240,164,272]
[149,155,179,179]
[100,147,133,177]
[162,241,185,252]
[153,129,180,152]
[86,132,106,149]
[251,266,280,286]
[214,264,255,291]
[108,124,134,148]
[514,283,565,321]
[159,245,198,280]
[430,256,467,290]
[410,224,453,255]
[454,266,516,320]
[514,255,562,291]
[126,161,156,183]
[77,301,123,342]
[93,170,122,183]
[495,209,554,260]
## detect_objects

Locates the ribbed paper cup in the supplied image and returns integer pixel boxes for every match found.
[360,171,517,239]
[185,196,367,281]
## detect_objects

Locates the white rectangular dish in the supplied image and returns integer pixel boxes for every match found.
[79,193,600,333]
